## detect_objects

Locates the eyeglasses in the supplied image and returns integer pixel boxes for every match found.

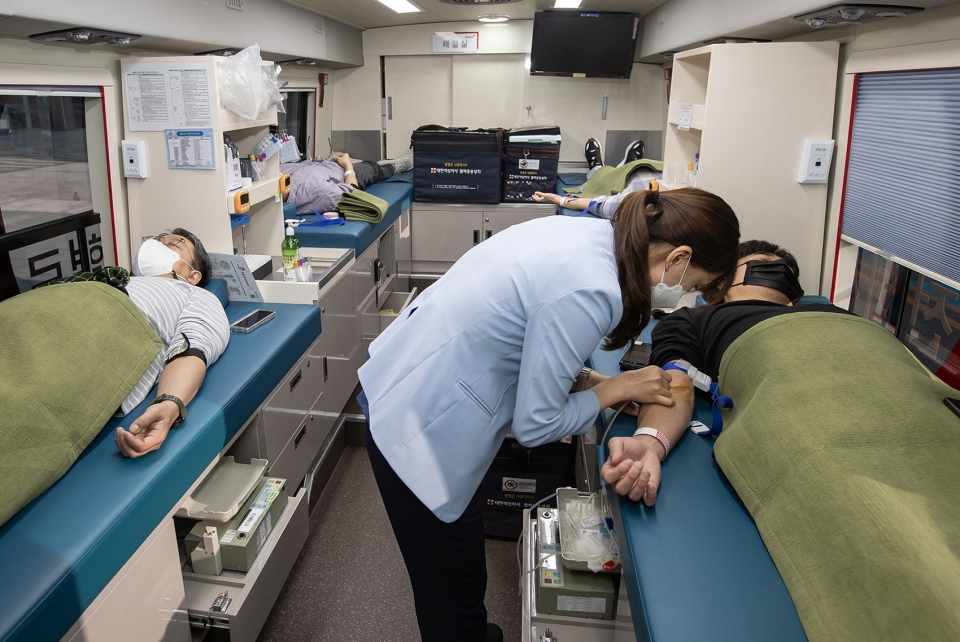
[155,234,197,273]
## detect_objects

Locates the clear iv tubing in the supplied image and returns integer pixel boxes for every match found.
[514,402,634,592]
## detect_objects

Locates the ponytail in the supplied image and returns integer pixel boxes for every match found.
[604,187,741,351]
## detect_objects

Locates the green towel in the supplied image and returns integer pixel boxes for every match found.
[714,312,960,642]
[563,159,664,197]
[335,188,389,224]
[0,282,163,527]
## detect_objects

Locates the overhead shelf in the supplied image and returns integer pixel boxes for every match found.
[227,176,282,214]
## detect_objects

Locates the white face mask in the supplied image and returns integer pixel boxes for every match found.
[651,255,691,309]
[133,238,193,282]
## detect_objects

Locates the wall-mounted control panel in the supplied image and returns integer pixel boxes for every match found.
[122,140,148,179]
[797,139,834,184]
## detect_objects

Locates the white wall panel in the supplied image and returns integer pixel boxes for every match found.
[451,54,525,130]
[331,55,383,133]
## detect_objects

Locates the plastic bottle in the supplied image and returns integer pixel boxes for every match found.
[281,225,300,282]
[687,162,696,187]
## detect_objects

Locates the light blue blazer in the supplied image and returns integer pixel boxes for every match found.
[358,216,623,522]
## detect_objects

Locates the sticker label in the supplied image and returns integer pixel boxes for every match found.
[220,529,237,544]
[557,596,607,614]
[256,511,273,549]
[238,507,264,533]
[502,477,536,493]
[266,490,279,503]
[518,158,540,170]
[581,516,603,528]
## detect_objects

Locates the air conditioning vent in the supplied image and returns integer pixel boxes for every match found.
[29,27,141,46]
[794,4,922,28]
[439,0,522,5]
[226,0,243,10]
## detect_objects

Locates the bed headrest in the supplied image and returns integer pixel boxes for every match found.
[204,279,230,308]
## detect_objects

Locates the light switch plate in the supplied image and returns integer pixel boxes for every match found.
[797,138,834,184]
[122,140,147,178]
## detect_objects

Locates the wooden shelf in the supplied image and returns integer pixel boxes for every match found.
[227,176,281,214]
[222,116,276,132]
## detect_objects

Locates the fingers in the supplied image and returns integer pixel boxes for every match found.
[606,437,624,467]
[614,460,645,497]
[653,394,676,408]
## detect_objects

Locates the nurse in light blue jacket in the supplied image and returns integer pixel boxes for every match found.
[358,187,741,642]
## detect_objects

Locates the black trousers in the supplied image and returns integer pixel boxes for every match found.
[365,423,488,642]
[353,160,395,190]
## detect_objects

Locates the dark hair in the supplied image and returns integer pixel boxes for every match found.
[605,188,740,351]
[737,240,800,277]
[171,227,212,287]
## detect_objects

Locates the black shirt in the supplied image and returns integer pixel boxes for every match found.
[650,300,849,380]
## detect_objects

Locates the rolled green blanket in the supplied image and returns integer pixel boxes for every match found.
[335,188,389,223]
[563,159,664,197]
[0,282,162,527]
[714,312,960,642]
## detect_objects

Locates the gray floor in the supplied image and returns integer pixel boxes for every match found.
[257,443,522,642]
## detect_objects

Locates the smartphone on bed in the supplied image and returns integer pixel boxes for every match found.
[619,340,652,371]
[230,309,275,333]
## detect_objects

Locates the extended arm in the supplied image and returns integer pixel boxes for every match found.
[332,153,359,188]
[600,368,696,505]
[531,192,589,210]
[115,356,206,458]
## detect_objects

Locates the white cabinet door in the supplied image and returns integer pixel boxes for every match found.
[481,209,549,240]
[451,54,526,130]
[411,209,481,263]
[384,55,452,159]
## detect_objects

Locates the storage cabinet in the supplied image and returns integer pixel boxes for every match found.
[662,42,839,294]
[121,55,286,258]
[410,202,554,274]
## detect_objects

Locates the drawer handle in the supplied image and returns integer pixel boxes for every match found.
[290,369,302,393]
[485,229,492,240]
[473,230,480,245]
[294,424,307,448]
[322,355,329,382]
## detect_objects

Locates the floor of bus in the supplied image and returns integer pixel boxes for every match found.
[202,420,522,642]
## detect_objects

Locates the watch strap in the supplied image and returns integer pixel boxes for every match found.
[633,427,671,457]
[152,394,187,428]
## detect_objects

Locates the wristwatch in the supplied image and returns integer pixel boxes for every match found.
[572,367,593,392]
[152,394,187,428]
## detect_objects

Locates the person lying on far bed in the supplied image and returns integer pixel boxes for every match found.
[600,239,960,642]
[281,152,413,215]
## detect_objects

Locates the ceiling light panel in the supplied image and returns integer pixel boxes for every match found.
[553,0,583,7]
[376,0,423,13]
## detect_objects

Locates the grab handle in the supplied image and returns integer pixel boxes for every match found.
[473,230,480,245]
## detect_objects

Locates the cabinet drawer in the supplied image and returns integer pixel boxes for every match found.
[268,407,335,491]
[361,288,417,339]
[182,488,309,642]
[261,351,324,461]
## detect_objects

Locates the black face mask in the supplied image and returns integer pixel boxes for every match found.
[737,259,804,303]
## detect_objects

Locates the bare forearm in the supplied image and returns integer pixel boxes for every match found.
[157,355,206,405]
[633,373,695,459]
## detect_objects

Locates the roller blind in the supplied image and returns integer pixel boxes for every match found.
[841,67,960,285]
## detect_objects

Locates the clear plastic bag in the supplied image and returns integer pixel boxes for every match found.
[559,495,618,572]
[218,44,286,120]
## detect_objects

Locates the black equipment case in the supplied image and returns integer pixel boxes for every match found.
[411,125,503,204]
[481,434,575,540]
[501,126,562,203]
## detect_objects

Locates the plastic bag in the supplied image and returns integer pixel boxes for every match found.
[559,495,618,572]
[218,44,286,120]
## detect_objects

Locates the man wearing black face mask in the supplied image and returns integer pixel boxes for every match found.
[599,240,848,507]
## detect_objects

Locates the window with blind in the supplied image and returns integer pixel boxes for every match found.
[841,66,960,285]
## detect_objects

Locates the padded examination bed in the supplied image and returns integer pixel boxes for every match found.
[0,284,321,642]
[588,297,835,642]
[288,171,413,256]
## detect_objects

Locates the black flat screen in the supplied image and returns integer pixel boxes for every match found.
[530,11,639,79]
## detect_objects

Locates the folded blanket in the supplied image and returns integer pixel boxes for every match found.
[0,282,162,527]
[563,159,664,197]
[714,312,960,642]
[335,188,389,223]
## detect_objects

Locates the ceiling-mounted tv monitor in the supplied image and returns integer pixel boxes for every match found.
[530,11,639,79]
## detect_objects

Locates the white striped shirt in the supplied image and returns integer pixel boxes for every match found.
[120,277,231,415]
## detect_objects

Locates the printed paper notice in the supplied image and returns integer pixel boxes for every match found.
[124,62,213,131]
[557,596,607,614]
[678,104,693,131]
[210,253,264,302]
[166,128,215,169]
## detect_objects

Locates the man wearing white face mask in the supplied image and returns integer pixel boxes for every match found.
[113,229,230,458]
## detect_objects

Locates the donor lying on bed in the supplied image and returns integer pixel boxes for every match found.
[602,240,960,642]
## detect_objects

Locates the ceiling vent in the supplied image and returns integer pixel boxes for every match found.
[439,0,523,5]
[29,27,141,46]
[703,37,772,45]
[794,4,923,28]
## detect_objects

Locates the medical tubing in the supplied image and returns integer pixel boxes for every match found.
[516,492,558,595]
